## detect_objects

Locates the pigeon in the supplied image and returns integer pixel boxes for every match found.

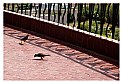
[34,53,50,60]
[19,34,29,45]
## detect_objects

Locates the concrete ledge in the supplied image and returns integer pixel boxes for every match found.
[3,10,119,61]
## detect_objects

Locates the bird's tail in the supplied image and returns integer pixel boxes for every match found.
[44,55,50,56]
[38,53,50,56]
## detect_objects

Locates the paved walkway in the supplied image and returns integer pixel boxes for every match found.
[4,25,119,80]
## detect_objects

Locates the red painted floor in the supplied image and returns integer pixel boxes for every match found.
[4,26,119,80]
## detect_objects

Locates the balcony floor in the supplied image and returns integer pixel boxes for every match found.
[3,25,119,80]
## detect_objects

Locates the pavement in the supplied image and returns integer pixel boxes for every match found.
[3,25,119,80]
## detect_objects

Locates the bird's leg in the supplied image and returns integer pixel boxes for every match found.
[22,41,24,44]
[23,41,25,44]
[22,41,23,44]
[19,40,22,44]
[21,40,26,45]
[23,40,26,44]
[41,57,43,60]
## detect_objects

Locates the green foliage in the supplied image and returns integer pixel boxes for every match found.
[105,4,113,23]
[93,4,100,16]
[80,21,89,31]
[79,20,119,40]
[114,27,120,41]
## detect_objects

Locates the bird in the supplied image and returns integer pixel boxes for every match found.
[34,53,50,60]
[19,34,29,45]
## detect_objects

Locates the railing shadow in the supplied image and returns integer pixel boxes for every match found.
[4,24,119,80]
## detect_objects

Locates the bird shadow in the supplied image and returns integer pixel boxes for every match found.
[19,43,24,45]
[32,59,48,61]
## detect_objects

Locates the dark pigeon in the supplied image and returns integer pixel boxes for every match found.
[19,34,29,45]
[34,53,50,60]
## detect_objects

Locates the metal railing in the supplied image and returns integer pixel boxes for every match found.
[3,3,119,40]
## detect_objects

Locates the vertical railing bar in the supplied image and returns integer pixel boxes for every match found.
[82,3,87,30]
[89,4,91,32]
[89,4,95,32]
[43,3,47,19]
[8,3,10,10]
[72,3,77,28]
[70,3,72,18]
[105,3,111,37]
[24,4,26,14]
[25,4,28,15]
[104,4,107,34]
[58,3,62,24]
[26,3,29,15]
[62,3,66,25]
[100,3,107,36]
[60,3,62,23]
[95,3,99,34]
[48,3,52,21]
[4,3,6,10]
[111,3,119,39]
[77,3,80,29]
[69,3,72,25]
[67,3,70,26]
[34,3,37,17]
[58,3,60,23]
[12,3,14,12]
[48,3,50,21]
[100,4,103,36]
[29,3,32,16]
[38,3,42,18]
[21,3,23,14]
[77,3,83,29]
[16,4,20,13]
[53,3,56,22]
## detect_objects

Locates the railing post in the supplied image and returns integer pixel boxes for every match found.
[21,3,23,14]
[25,4,28,15]
[62,3,66,25]
[16,4,20,13]
[12,3,14,12]
[48,3,52,21]
[58,3,62,23]
[53,3,56,22]
[112,3,119,39]
[105,3,111,37]
[77,3,83,29]
[72,3,77,27]
[100,3,107,36]
[38,3,42,18]
[43,3,47,19]
[29,3,32,16]
[94,4,99,34]
[89,4,95,32]
[4,3,6,10]
[82,3,87,30]
[34,3,37,17]
[8,3,10,10]
[67,3,70,26]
